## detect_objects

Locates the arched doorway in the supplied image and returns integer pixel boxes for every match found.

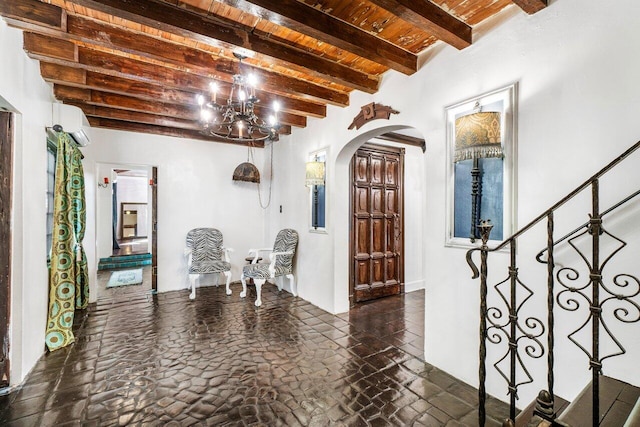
[331,125,427,311]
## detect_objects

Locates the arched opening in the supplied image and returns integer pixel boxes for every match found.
[331,125,428,313]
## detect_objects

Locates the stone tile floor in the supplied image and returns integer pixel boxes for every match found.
[0,283,509,426]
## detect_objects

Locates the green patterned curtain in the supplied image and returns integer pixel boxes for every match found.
[45,131,89,351]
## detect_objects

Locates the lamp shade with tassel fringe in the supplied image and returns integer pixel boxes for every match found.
[305,161,325,186]
[454,112,502,162]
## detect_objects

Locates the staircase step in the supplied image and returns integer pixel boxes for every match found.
[99,253,152,263]
[624,396,640,427]
[98,253,152,270]
[558,376,640,426]
[514,394,570,427]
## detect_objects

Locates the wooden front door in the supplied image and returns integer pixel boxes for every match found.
[350,143,404,304]
[0,112,12,386]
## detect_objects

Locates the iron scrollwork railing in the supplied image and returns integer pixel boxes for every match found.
[466,141,640,427]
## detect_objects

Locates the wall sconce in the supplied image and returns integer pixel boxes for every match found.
[98,177,110,188]
[454,103,502,242]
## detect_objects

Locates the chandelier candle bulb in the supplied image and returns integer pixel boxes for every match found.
[209,82,218,104]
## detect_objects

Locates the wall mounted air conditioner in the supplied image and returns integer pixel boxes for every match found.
[50,103,92,146]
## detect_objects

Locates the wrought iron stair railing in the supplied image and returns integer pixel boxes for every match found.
[466,140,640,426]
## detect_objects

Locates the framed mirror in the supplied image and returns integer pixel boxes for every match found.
[120,202,148,239]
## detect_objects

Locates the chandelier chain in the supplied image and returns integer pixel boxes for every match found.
[256,142,273,209]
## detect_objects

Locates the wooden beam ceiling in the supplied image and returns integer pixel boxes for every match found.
[222,0,418,75]
[65,0,379,91]
[0,0,547,146]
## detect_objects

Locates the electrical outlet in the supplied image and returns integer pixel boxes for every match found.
[279,205,283,213]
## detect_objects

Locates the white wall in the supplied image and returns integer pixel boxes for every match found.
[0,20,56,386]
[81,128,268,299]
[269,0,640,407]
[3,0,640,408]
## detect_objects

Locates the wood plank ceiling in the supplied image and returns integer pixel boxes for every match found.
[0,0,547,147]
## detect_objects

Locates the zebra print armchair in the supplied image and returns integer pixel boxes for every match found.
[185,228,233,300]
[240,229,298,307]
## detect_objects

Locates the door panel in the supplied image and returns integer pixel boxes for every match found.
[355,218,370,254]
[350,143,404,304]
[354,156,368,183]
[371,188,383,214]
[355,260,370,286]
[372,219,384,253]
[371,156,383,184]
[355,187,368,215]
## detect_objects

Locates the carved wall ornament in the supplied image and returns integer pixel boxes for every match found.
[348,102,399,130]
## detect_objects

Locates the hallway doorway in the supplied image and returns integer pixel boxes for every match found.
[96,163,157,297]
[350,142,405,304]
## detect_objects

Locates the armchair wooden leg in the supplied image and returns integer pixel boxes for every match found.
[240,273,247,298]
[224,271,232,295]
[287,274,297,297]
[189,274,198,300]
[254,278,266,307]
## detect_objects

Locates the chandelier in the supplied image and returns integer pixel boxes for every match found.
[197,53,281,143]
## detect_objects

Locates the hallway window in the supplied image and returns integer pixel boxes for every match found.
[46,138,56,259]
[445,84,517,247]
[307,149,326,231]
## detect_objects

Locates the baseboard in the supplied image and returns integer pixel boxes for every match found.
[405,279,425,293]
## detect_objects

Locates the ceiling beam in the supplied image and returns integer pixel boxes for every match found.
[366,0,471,49]
[375,132,426,152]
[511,0,548,14]
[39,62,325,119]
[51,83,300,129]
[62,15,377,94]
[69,102,293,135]
[69,102,207,131]
[223,0,416,75]
[0,0,63,29]
[66,0,377,92]
[23,32,348,107]
[87,117,268,147]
